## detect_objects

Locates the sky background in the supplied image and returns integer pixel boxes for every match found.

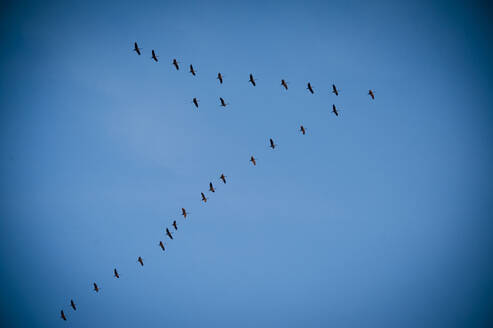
[1,0,492,327]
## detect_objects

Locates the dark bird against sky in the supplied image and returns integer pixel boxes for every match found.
[133,42,141,55]
[173,59,179,70]
[217,72,223,84]
[151,50,158,62]
[249,74,256,86]
[307,82,314,94]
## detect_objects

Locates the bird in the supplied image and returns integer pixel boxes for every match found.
[209,182,215,192]
[249,74,256,86]
[138,256,144,266]
[93,282,99,292]
[114,268,120,278]
[219,97,227,107]
[151,50,158,62]
[189,64,196,76]
[133,42,141,55]
[281,79,288,90]
[201,192,208,203]
[70,299,76,311]
[331,104,339,116]
[159,241,165,251]
[173,59,179,70]
[173,220,178,230]
[269,138,276,149]
[220,174,226,184]
[61,310,67,321]
[181,208,187,219]
[217,72,223,84]
[250,156,257,166]
[307,82,314,94]
[332,84,339,96]
[166,228,174,240]
[300,125,306,135]
[193,97,199,108]
[368,89,375,99]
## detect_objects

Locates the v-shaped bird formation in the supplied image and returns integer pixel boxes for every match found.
[58,41,376,321]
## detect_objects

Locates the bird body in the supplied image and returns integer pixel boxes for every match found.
[93,283,99,292]
[181,208,187,218]
[217,72,223,84]
[281,79,288,90]
[209,182,215,192]
[133,42,141,55]
[332,84,339,96]
[151,50,158,62]
[114,268,119,278]
[220,174,226,184]
[332,104,339,116]
[189,64,196,76]
[159,241,165,251]
[173,59,179,70]
[249,74,256,86]
[368,89,375,99]
[173,220,178,230]
[166,228,174,240]
[138,257,144,266]
[307,82,314,94]
[300,125,306,135]
[70,299,76,311]
[201,192,207,203]
[61,310,67,321]
[219,97,227,107]
[193,98,199,108]
[250,156,256,166]
[269,138,276,149]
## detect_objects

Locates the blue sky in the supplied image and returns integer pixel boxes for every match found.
[1,0,492,327]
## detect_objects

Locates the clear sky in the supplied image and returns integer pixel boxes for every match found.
[1,0,492,327]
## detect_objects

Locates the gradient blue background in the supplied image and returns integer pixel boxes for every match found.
[1,0,492,327]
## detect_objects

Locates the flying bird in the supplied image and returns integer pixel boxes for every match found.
[269,138,276,149]
[70,299,76,311]
[172,220,178,231]
[331,104,339,116]
[250,156,257,166]
[201,192,208,203]
[159,241,165,251]
[368,89,375,99]
[249,74,256,86]
[133,42,142,55]
[307,82,314,94]
[173,59,179,70]
[300,125,306,135]
[151,50,158,62]
[166,228,174,240]
[93,283,99,292]
[114,268,120,278]
[220,174,226,184]
[217,72,223,84]
[138,256,144,266]
[219,97,227,107]
[281,79,288,90]
[332,84,339,96]
[189,64,196,76]
[193,97,199,108]
[209,182,215,192]
[181,208,187,219]
[61,310,67,321]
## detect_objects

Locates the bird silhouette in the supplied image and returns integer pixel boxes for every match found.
[181,208,187,219]
[332,84,339,96]
[173,59,179,70]
[250,156,257,166]
[61,310,67,321]
[201,192,208,203]
[173,220,178,230]
[138,257,144,266]
[166,228,174,240]
[114,268,120,279]
[159,241,165,251]
[93,282,99,292]
[151,50,158,62]
[189,64,196,76]
[281,79,288,90]
[331,104,339,116]
[133,42,141,55]
[307,82,314,94]
[219,97,227,107]
[368,89,375,99]
[217,72,223,84]
[209,182,215,192]
[193,97,199,108]
[70,299,76,311]
[249,74,256,86]
[300,125,306,135]
[220,174,226,184]
[269,138,276,149]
